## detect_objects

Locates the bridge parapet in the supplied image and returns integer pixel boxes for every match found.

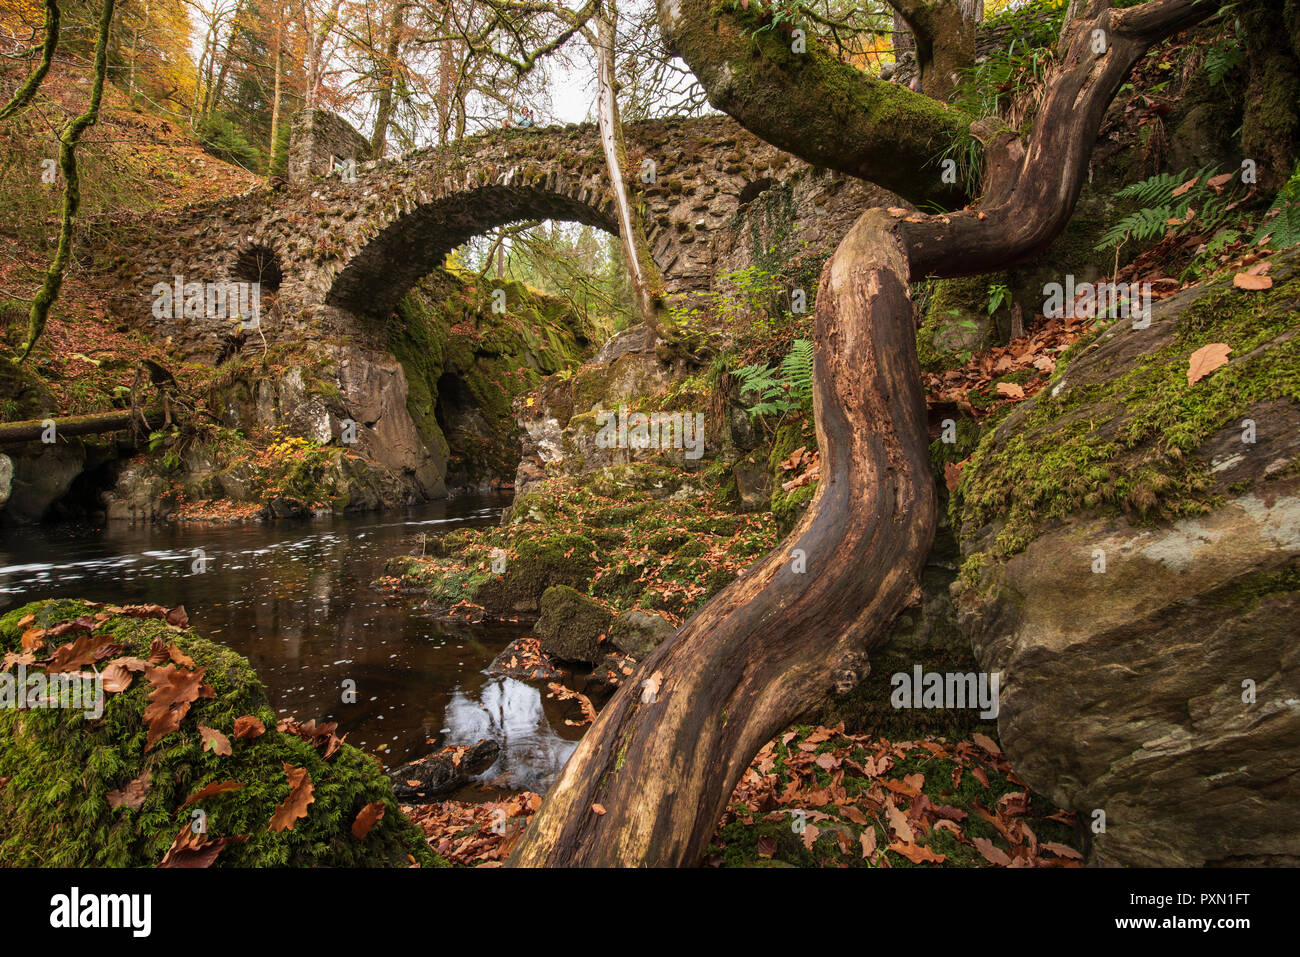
[288,108,373,183]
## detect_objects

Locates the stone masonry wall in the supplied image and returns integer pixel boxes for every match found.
[287,109,373,183]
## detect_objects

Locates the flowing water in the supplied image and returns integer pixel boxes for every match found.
[0,494,582,795]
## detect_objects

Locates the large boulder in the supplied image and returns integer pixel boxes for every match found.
[535,585,612,664]
[474,534,598,616]
[0,599,437,867]
[951,253,1300,866]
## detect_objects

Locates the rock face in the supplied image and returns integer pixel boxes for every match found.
[3,441,85,525]
[961,485,1300,866]
[952,255,1300,866]
[100,341,447,523]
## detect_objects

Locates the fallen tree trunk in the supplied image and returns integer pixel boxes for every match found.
[0,408,164,444]
[509,209,937,866]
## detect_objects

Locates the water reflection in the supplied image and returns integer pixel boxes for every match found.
[0,495,584,793]
[444,677,580,793]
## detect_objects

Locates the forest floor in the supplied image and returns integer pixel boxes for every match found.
[0,62,260,416]
[405,725,1083,868]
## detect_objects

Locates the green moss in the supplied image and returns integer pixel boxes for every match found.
[388,266,592,485]
[474,532,600,614]
[953,261,1300,561]
[0,599,440,868]
[768,415,818,536]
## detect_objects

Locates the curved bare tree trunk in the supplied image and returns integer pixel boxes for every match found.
[510,210,936,866]
[508,0,1217,869]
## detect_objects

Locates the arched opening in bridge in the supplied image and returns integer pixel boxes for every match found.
[384,216,638,493]
[232,244,284,292]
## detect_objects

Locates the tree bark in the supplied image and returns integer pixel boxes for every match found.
[0,0,59,122]
[267,2,285,177]
[0,409,165,444]
[509,208,936,866]
[884,0,974,98]
[19,0,116,360]
[656,0,970,209]
[592,0,663,333]
[371,0,407,158]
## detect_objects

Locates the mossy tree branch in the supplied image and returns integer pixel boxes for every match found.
[656,0,973,210]
[18,0,116,362]
[0,0,60,123]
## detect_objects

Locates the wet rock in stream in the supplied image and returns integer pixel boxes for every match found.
[390,739,501,803]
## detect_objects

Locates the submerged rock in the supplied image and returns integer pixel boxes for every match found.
[390,739,500,802]
[486,636,568,681]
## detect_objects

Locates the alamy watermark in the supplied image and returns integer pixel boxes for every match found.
[890,665,1000,719]
[0,666,103,720]
[595,405,705,460]
[152,275,261,329]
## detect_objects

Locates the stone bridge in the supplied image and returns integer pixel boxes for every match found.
[102,112,835,360]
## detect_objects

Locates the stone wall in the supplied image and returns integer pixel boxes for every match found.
[287,109,373,183]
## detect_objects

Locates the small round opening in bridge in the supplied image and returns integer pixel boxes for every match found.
[233,244,284,292]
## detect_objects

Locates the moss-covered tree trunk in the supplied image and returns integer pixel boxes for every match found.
[592,0,664,333]
[1241,0,1300,191]
[0,0,59,122]
[19,0,116,361]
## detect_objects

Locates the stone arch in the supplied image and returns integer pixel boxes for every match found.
[326,181,620,319]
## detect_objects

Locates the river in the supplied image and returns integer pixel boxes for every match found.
[0,494,581,796]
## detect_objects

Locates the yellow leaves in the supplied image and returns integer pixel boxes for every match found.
[1187,342,1232,386]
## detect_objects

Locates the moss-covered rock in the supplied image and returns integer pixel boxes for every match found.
[389,266,593,488]
[535,585,613,663]
[0,599,439,868]
[474,533,600,616]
